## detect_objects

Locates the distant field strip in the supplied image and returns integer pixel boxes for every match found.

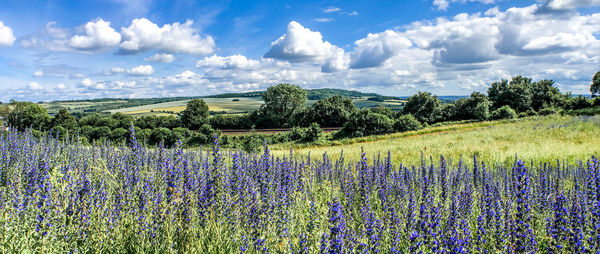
[106,97,264,115]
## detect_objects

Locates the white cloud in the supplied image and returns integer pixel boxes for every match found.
[145,53,175,63]
[33,71,44,77]
[81,78,93,86]
[546,0,600,9]
[348,11,359,16]
[69,19,121,51]
[119,18,215,55]
[127,65,154,76]
[0,21,16,46]
[57,83,66,90]
[264,21,348,72]
[324,6,341,13]
[350,30,413,68]
[433,0,496,11]
[28,82,43,90]
[314,18,334,23]
[196,55,260,69]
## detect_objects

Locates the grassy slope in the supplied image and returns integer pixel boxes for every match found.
[271,115,600,166]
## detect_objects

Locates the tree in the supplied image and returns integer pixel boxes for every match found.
[303,95,355,127]
[454,92,491,120]
[591,71,600,97]
[340,109,393,137]
[393,114,422,132]
[402,92,440,124]
[487,76,533,113]
[261,83,307,127]
[7,102,50,131]
[51,108,77,131]
[530,79,566,111]
[179,99,209,130]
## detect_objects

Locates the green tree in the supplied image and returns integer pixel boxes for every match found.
[530,79,566,111]
[487,76,533,113]
[491,105,517,120]
[591,71,600,97]
[51,108,77,131]
[304,95,355,127]
[7,102,50,131]
[393,114,422,132]
[402,92,440,124]
[340,109,393,137]
[454,92,491,120]
[179,99,209,130]
[110,127,129,144]
[261,83,307,127]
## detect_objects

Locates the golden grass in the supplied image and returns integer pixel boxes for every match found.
[271,115,600,166]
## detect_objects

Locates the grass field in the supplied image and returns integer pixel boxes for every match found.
[271,115,600,166]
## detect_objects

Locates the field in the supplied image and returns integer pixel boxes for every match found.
[0,115,598,253]
[103,97,405,117]
[272,115,600,166]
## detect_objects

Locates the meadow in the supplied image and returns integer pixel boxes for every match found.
[0,115,598,253]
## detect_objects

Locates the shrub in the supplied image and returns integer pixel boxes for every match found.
[538,107,558,116]
[288,122,322,143]
[393,114,422,132]
[491,105,517,120]
[568,95,593,110]
[341,110,393,137]
[242,133,263,153]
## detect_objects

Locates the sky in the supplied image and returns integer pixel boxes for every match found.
[0,0,598,102]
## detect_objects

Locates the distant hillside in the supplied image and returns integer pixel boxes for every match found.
[203,88,392,100]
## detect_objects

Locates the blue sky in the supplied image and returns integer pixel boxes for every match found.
[0,0,598,101]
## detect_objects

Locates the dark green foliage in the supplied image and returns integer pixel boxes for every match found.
[110,127,129,144]
[530,79,567,111]
[151,128,173,146]
[172,127,193,143]
[260,83,307,127]
[179,99,209,130]
[402,91,441,123]
[111,113,134,129]
[369,106,396,119]
[231,99,240,102]
[51,108,78,131]
[538,107,558,116]
[50,126,68,139]
[242,133,263,153]
[208,114,253,129]
[306,88,380,100]
[491,105,517,120]
[453,92,491,121]
[591,71,600,97]
[340,110,393,137]
[487,76,533,113]
[288,123,322,143]
[78,113,104,127]
[93,126,111,141]
[393,114,422,132]
[433,104,457,123]
[7,102,50,131]
[302,95,356,127]
[568,95,593,110]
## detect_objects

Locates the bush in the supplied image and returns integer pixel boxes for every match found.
[340,110,393,138]
[569,95,593,110]
[242,133,263,153]
[393,114,422,132]
[538,107,558,116]
[491,105,517,120]
[288,123,322,143]
[209,114,253,129]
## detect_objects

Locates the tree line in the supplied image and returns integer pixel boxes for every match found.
[1,72,599,150]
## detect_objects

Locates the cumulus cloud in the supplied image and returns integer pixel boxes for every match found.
[264,21,348,72]
[69,19,121,51]
[350,30,412,68]
[127,65,154,76]
[433,0,496,10]
[57,83,66,90]
[33,71,44,77]
[145,53,175,63]
[196,55,260,69]
[0,21,16,46]
[119,18,215,55]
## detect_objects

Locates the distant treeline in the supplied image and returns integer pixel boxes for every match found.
[2,73,599,151]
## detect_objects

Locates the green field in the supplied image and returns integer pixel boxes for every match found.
[271,115,600,166]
